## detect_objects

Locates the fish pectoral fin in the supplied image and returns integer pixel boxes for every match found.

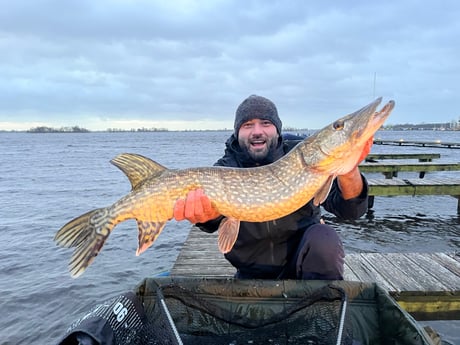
[312,175,335,206]
[217,217,240,254]
[136,220,167,256]
[111,153,167,190]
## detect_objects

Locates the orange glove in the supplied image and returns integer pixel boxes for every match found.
[173,188,221,224]
[358,137,374,163]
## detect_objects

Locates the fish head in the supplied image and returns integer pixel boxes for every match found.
[307,98,395,175]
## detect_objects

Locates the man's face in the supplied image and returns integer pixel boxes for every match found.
[237,119,279,162]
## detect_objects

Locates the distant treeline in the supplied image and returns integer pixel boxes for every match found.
[27,126,169,133]
[27,126,90,133]
[383,121,459,131]
[106,127,169,132]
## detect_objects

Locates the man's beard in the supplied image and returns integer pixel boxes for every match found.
[239,135,281,166]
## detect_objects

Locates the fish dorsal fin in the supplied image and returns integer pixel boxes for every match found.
[111,153,167,190]
[217,217,240,254]
[312,175,335,206]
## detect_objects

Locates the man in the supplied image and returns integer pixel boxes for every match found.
[173,95,371,280]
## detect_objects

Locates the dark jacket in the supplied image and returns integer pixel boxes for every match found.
[197,134,369,278]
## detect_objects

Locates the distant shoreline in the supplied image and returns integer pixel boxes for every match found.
[0,122,458,133]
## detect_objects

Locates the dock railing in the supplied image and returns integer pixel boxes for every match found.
[365,153,440,162]
[373,139,460,149]
[360,152,460,213]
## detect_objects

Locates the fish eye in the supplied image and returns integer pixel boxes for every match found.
[333,120,344,130]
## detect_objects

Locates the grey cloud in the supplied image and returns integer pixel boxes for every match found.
[0,0,459,129]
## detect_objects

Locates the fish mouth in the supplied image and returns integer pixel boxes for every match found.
[368,98,394,127]
[355,98,395,140]
[315,98,395,174]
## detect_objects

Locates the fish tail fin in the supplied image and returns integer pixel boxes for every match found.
[135,220,167,256]
[54,208,113,278]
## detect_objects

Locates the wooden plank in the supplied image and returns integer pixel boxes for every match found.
[360,162,460,170]
[405,253,460,291]
[390,253,458,292]
[343,261,360,281]
[365,153,441,162]
[343,253,396,291]
[367,177,460,196]
[359,162,460,178]
[394,252,460,320]
[374,139,460,149]
[172,228,233,277]
[430,253,460,276]
[397,295,460,320]
[358,253,436,294]
[366,177,460,213]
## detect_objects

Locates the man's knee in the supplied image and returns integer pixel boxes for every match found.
[296,224,344,280]
[305,224,342,249]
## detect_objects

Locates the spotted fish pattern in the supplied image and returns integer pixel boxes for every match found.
[55,98,395,277]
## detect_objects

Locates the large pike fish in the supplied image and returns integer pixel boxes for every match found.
[55,98,394,277]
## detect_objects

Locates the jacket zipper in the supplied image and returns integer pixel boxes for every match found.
[267,220,276,264]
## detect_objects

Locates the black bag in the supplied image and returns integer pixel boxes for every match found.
[58,292,151,345]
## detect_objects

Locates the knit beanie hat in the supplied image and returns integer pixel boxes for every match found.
[234,95,282,136]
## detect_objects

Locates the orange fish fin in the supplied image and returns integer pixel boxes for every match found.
[136,220,167,256]
[217,217,240,254]
[111,153,167,190]
[313,175,335,206]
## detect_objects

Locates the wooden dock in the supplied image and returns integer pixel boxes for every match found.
[359,162,460,179]
[366,177,460,213]
[360,154,460,212]
[374,139,460,149]
[172,226,460,321]
[367,177,460,196]
[365,153,441,162]
[358,152,460,212]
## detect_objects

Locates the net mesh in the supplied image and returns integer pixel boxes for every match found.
[60,280,439,345]
[141,282,353,345]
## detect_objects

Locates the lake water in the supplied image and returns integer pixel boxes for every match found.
[0,130,458,344]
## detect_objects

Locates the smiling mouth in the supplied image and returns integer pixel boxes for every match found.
[250,140,266,149]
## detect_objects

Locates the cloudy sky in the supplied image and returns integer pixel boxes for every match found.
[1,0,459,131]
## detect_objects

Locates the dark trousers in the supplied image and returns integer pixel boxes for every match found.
[281,224,345,280]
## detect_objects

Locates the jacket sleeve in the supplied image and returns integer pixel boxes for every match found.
[196,215,225,233]
[322,174,369,220]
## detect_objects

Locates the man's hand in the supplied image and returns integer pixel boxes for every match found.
[337,137,373,199]
[173,189,221,224]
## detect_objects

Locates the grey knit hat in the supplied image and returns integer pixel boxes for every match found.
[234,95,282,136]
